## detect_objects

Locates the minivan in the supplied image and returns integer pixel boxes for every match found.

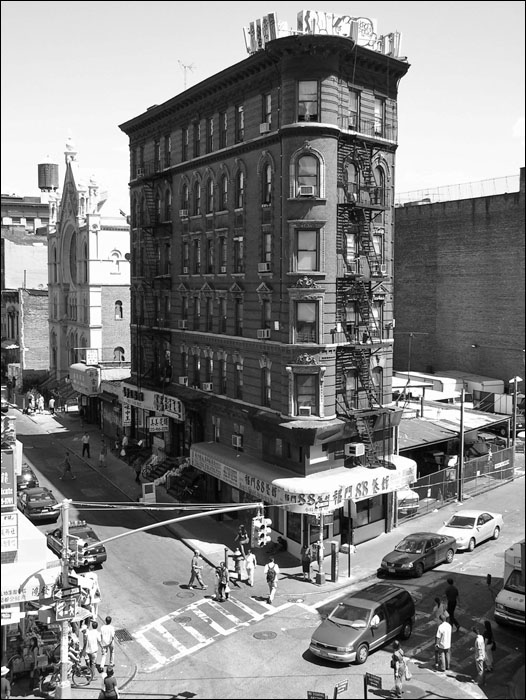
[309,583,415,664]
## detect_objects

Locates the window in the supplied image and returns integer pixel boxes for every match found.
[374,97,385,136]
[182,127,189,161]
[345,162,359,200]
[218,359,227,394]
[218,237,227,272]
[193,181,201,216]
[219,111,227,148]
[235,104,244,142]
[206,117,214,153]
[213,416,221,441]
[297,155,319,196]
[193,239,201,274]
[205,297,214,331]
[355,495,384,526]
[349,89,360,129]
[193,122,201,158]
[154,140,161,171]
[295,374,317,412]
[219,297,227,333]
[296,301,317,342]
[192,354,200,387]
[113,346,125,361]
[234,361,243,399]
[115,300,123,319]
[193,297,201,328]
[182,296,189,321]
[234,298,243,336]
[220,175,228,210]
[235,171,245,208]
[262,231,272,264]
[204,356,213,382]
[164,189,172,220]
[261,367,271,407]
[233,238,244,273]
[180,350,188,377]
[155,194,161,222]
[182,242,189,272]
[372,165,386,206]
[206,179,214,213]
[262,164,272,204]
[206,239,214,274]
[298,80,319,122]
[296,229,319,271]
[181,184,189,212]
[164,134,171,167]
[261,298,271,329]
[262,92,272,126]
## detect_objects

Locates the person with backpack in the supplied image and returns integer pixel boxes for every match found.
[263,556,280,605]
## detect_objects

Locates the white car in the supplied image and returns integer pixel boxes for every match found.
[438,509,503,551]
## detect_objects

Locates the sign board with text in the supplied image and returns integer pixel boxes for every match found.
[147,416,169,433]
[55,599,77,621]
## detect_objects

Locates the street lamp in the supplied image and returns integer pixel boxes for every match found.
[509,376,523,446]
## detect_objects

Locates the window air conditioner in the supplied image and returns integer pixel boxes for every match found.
[232,435,242,448]
[202,383,213,391]
[257,329,271,339]
[345,443,365,457]
[179,376,189,386]
[220,266,227,273]
[298,185,315,197]
[178,319,187,329]
[298,406,312,417]
[258,262,271,273]
[179,209,188,218]
[259,123,271,134]
[182,267,189,274]
[136,168,144,177]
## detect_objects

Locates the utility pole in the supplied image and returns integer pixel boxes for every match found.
[457,388,465,503]
[57,499,71,699]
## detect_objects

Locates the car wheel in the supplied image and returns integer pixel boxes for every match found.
[493,527,500,540]
[445,548,455,564]
[413,562,424,578]
[355,643,369,664]
[468,538,476,552]
[400,619,413,640]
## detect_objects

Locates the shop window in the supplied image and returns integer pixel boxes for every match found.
[287,511,302,543]
[355,495,384,527]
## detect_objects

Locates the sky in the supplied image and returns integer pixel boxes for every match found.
[1,1,524,214]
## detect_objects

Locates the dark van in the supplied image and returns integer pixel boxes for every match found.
[309,583,415,664]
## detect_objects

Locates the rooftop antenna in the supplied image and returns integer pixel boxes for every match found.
[178,60,195,89]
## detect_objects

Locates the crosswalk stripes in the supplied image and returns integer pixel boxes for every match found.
[133,595,293,670]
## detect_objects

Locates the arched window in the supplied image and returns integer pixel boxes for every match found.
[297,155,319,195]
[262,164,272,205]
[83,243,88,282]
[52,247,57,283]
[235,171,244,208]
[181,183,189,212]
[115,300,123,319]
[220,175,228,210]
[206,178,214,214]
[114,346,125,361]
[155,193,162,222]
[193,181,201,216]
[373,165,386,206]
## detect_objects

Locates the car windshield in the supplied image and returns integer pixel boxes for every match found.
[395,538,425,554]
[73,528,97,540]
[330,603,370,627]
[29,492,54,503]
[446,516,476,529]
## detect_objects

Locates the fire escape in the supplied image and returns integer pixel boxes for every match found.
[336,139,393,467]
[134,161,172,389]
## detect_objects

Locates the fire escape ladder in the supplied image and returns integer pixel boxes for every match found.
[354,208,383,278]
[355,347,380,408]
[356,280,382,340]
[355,414,382,467]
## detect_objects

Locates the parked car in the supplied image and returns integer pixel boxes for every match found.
[438,510,503,551]
[309,583,415,664]
[16,464,40,491]
[46,520,107,568]
[378,532,457,578]
[17,487,59,522]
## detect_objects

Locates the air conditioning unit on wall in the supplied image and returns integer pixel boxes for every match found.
[232,435,242,448]
[345,443,365,457]
[258,262,271,273]
[298,406,312,417]
[179,376,188,386]
[257,329,271,339]
[259,123,271,134]
[202,383,213,391]
[298,185,315,197]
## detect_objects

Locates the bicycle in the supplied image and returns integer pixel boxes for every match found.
[39,660,94,696]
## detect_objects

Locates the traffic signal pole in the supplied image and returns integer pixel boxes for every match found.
[57,498,71,699]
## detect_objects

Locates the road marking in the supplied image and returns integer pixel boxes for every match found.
[133,596,293,670]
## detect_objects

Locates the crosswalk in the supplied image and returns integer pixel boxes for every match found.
[134,595,299,671]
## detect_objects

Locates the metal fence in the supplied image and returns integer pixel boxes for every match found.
[397,447,516,525]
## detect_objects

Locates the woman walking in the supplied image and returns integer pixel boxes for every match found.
[301,544,312,581]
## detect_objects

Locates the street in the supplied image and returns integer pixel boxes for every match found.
[13,408,526,699]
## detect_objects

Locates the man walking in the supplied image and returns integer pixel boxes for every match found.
[471,626,486,686]
[263,556,280,605]
[245,548,257,586]
[188,550,207,590]
[59,451,76,480]
[99,616,116,670]
[82,431,91,458]
[445,577,461,632]
[435,613,452,671]
[82,619,101,673]
[48,396,55,415]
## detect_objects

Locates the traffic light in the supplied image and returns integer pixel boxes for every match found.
[251,514,272,547]
[70,538,88,567]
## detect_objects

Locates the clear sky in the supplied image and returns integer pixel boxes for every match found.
[1,1,524,213]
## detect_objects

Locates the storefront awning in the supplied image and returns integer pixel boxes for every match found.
[190,442,416,515]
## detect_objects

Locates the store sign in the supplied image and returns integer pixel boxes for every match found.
[122,403,132,427]
[69,365,100,396]
[1,511,18,551]
[1,566,60,605]
[153,393,184,422]
[1,449,16,509]
[85,348,99,365]
[147,416,169,433]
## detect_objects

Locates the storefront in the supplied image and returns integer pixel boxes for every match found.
[190,442,417,558]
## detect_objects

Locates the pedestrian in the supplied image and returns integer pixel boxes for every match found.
[471,625,486,686]
[444,577,461,632]
[98,667,119,699]
[59,451,76,480]
[99,440,108,468]
[263,556,280,605]
[37,394,45,414]
[245,548,257,586]
[120,434,128,460]
[232,548,247,585]
[1,665,11,700]
[435,613,452,671]
[187,550,207,590]
[29,636,42,691]
[99,616,116,670]
[48,396,55,415]
[301,544,313,581]
[215,561,229,601]
[235,524,250,556]
[82,619,101,673]
[483,619,495,672]
[82,431,91,458]
[432,596,448,622]
[391,640,406,698]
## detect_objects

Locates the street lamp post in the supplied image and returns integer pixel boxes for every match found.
[457,387,465,503]
[57,499,71,699]
[509,376,523,447]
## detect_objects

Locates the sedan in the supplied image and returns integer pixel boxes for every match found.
[438,509,503,551]
[17,464,40,492]
[46,520,107,568]
[378,532,457,578]
[17,487,59,522]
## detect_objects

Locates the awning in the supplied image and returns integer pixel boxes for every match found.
[190,442,416,514]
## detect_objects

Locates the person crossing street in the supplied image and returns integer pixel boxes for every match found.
[187,550,207,590]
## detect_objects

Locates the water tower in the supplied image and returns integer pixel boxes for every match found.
[38,158,60,226]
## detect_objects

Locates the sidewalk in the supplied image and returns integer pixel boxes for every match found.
[13,404,525,699]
